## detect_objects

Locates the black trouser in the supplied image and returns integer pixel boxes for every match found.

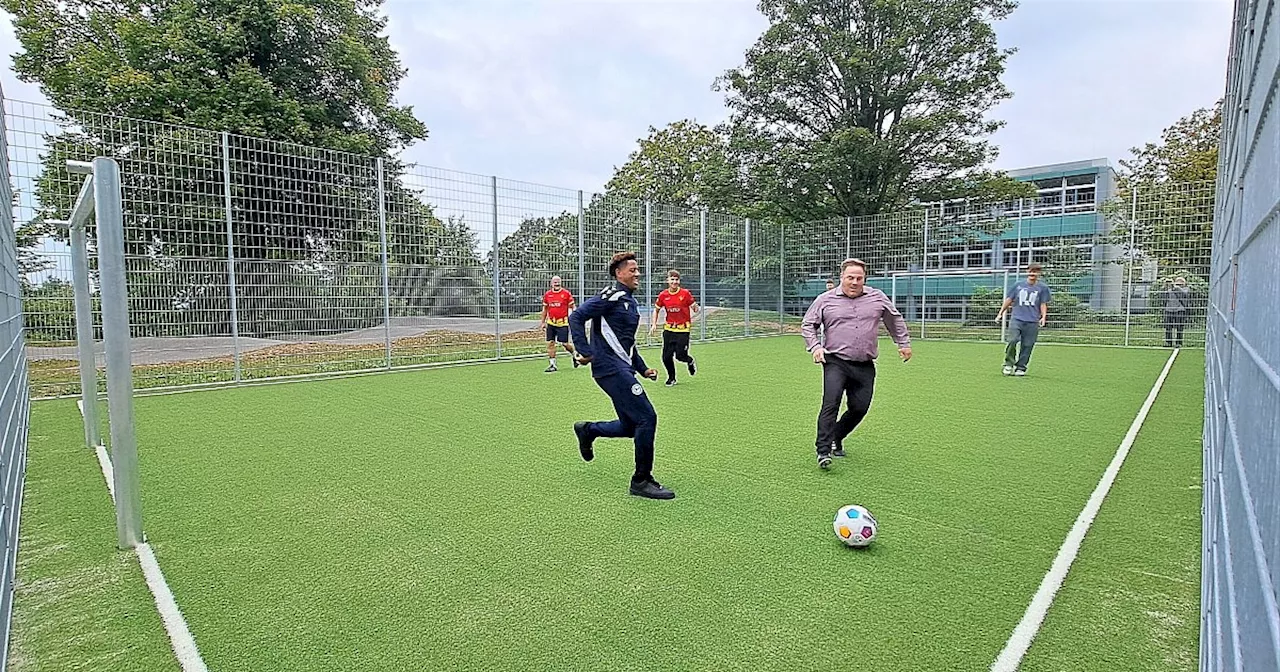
[661,330,693,380]
[815,356,876,456]
[1163,311,1187,346]
[583,372,657,484]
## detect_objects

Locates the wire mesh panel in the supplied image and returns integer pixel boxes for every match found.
[649,202,703,346]
[0,84,31,672]
[225,135,384,380]
[494,178,581,359]
[783,216,848,334]
[581,192,646,340]
[389,166,498,367]
[703,211,746,339]
[747,218,782,337]
[1203,1,1280,669]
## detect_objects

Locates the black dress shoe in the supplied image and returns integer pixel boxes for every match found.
[629,479,675,500]
[573,422,594,462]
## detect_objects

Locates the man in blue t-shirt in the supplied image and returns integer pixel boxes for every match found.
[995,263,1051,376]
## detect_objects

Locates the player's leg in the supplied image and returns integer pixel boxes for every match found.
[815,359,850,469]
[621,391,668,498]
[545,326,559,372]
[1015,320,1039,373]
[1003,321,1021,375]
[1175,313,1186,347]
[661,330,678,385]
[832,361,876,456]
[559,329,579,367]
[1164,315,1174,348]
[674,332,695,375]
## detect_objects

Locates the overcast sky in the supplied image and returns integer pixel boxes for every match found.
[0,0,1234,197]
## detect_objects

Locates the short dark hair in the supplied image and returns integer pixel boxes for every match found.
[1028,263,1043,273]
[609,251,637,277]
[667,269,681,279]
[840,258,868,275]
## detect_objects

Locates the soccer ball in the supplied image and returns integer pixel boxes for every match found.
[833,504,878,547]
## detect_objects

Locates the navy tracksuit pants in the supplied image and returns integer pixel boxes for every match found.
[582,371,657,484]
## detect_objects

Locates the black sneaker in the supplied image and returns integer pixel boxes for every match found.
[573,422,594,462]
[817,454,833,470]
[831,442,845,458]
[629,478,675,500]
[665,379,676,387]
[688,359,696,376]
[545,365,557,373]
[572,357,580,368]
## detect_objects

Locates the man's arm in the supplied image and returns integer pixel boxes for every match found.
[631,345,649,375]
[881,297,912,362]
[995,297,1014,321]
[1039,287,1051,326]
[800,296,824,352]
[569,296,608,359]
[538,303,548,328]
[649,299,662,332]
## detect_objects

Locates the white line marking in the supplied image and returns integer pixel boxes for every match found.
[76,398,208,671]
[990,348,1180,672]
[137,543,208,672]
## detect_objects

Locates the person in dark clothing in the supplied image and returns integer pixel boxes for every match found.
[568,252,673,500]
[1162,276,1192,347]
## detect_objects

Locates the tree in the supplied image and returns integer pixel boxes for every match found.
[1,0,464,335]
[717,0,1019,222]
[1107,101,1220,286]
[605,120,742,212]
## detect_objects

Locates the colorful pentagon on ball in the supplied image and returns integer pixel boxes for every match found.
[860,526,874,539]
[846,509,860,519]
[838,525,852,539]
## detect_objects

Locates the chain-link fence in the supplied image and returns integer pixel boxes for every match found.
[6,95,1215,398]
[0,83,31,672]
[1201,0,1280,669]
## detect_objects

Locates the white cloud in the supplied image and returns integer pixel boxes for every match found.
[0,0,1237,196]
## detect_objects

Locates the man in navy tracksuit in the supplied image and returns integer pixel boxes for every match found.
[569,251,675,500]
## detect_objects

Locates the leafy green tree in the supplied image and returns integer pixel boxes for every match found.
[605,120,742,212]
[717,0,1020,222]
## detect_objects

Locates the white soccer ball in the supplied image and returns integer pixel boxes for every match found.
[833,504,878,547]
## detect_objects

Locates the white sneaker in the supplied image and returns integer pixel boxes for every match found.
[1013,369,1027,377]
[1002,366,1013,376]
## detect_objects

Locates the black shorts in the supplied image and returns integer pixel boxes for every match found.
[546,325,569,343]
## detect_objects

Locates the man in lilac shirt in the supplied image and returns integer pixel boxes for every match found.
[801,258,912,470]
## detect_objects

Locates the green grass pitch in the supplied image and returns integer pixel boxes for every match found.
[9,338,1203,671]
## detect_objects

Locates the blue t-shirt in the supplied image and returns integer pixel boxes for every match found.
[1007,281,1051,323]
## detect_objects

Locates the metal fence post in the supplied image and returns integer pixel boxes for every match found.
[92,157,143,550]
[1124,187,1137,347]
[700,209,707,342]
[491,176,501,358]
[744,218,751,336]
[921,208,929,336]
[376,158,392,369]
[220,132,241,383]
[1001,269,1010,343]
[645,201,652,346]
[845,216,851,259]
[67,193,99,449]
[778,221,785,334]
[578,190,585,300]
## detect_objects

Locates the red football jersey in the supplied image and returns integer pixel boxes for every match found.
[656,288,696,332]
[543,289,574,326]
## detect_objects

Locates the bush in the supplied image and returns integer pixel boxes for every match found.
[964,286,1004,325]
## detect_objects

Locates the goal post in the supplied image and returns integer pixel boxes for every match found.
[884,267,1013,343]
[50,157,143,550]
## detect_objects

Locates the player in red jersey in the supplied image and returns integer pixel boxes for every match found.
[539,275,578,372]
[648,269,699,386]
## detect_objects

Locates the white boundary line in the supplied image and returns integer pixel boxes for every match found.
[990,348,1180,672]
[76,401,208,672]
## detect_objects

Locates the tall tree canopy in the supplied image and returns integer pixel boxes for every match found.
[4,0,492,334]
[604,120,742,213]
[717,0,1019,221]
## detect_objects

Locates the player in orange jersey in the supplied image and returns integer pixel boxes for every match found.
[648,269,699,386]
[539,275,578,372]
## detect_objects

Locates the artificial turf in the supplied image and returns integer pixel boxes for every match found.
[10,337,1202,671]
